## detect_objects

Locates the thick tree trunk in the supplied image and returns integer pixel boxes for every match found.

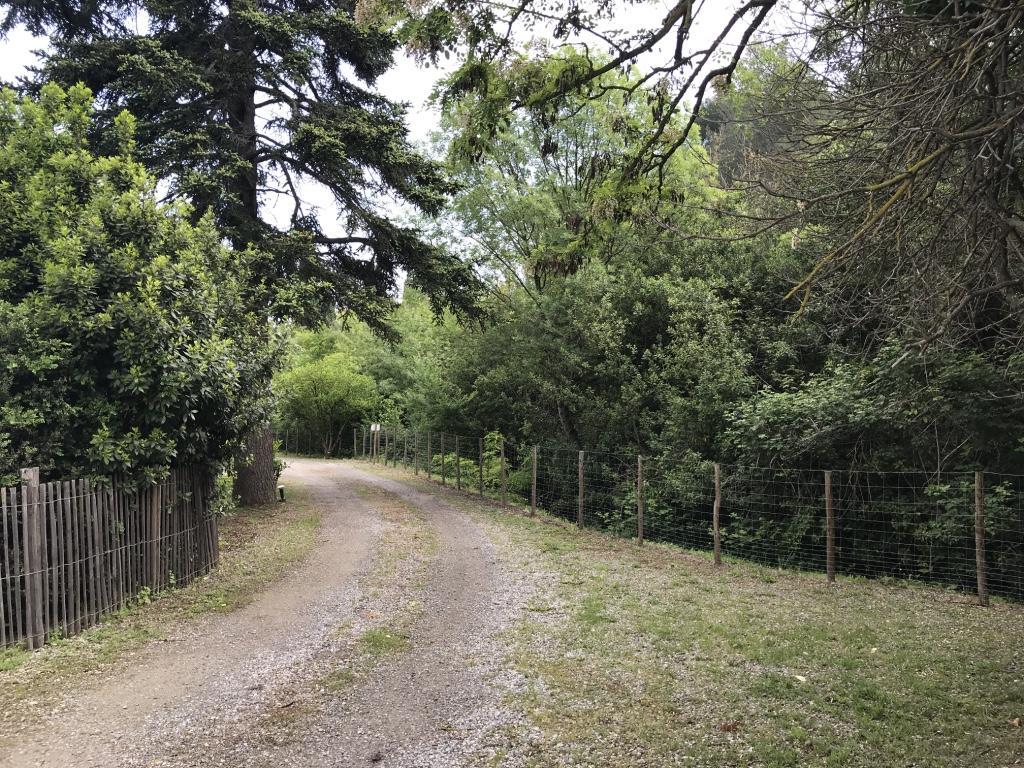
[234,425,277,506]
[225,0,277,506]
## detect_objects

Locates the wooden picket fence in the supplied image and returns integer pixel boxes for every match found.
[0,465,219,650]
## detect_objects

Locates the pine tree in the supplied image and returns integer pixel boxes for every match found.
[2,0,478,501]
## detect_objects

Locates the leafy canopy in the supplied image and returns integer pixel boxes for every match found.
[275,352,377,456]
[2,0,481,328]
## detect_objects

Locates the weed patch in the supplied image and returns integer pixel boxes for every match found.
[358,627,410,655]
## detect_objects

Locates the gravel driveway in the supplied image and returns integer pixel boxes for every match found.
[1,459,532,768]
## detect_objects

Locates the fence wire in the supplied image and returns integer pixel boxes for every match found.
[351,426,1022,602]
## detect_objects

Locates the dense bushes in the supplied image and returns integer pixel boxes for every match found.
[0,85,273,483]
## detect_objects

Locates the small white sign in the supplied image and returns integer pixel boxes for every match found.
[371,423,381,432]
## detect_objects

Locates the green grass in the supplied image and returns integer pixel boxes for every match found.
[358,626,410,655]
[321,666,356,691]
[359,460,1024,768]
[0,647,29,673]
[182,511,320,616]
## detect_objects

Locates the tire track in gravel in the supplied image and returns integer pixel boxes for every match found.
[253,464,534,768]
[0,459,381,768]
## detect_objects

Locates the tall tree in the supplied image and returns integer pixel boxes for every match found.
[1,0,479,501]
[737,1,1024,347]
[404,0,1022,349]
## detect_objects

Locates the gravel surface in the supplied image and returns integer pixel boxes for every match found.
[0,459,538,768]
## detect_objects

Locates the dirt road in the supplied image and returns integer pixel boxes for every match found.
[0,459,531,768]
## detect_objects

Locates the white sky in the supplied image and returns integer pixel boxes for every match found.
[0,2,782,238]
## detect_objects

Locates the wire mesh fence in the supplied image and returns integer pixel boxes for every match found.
[350,425,1022,603]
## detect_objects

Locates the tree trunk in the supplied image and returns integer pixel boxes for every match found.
[234,425,277,506]
[225,0,277,505]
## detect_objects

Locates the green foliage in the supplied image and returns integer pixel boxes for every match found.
[275,353,377,456]
[6,0,481,329]
[726,346,1024,472]
[0,84,273,483]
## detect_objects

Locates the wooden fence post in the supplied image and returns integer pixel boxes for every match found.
[414,431,419,475]
[713,463,722,566]
[500,438,507,504]
[352,428,357,458]
[975,470,989,606]
[20,467,43,649]
[441,433,446,485]
[531,446,538,517]
[479,437,485,496]
[149,482,163,591]
[427,431,432,479]
[404,431,408,469]
[577,451,585,529]
[456,437,461,490]
[825,470,836,583]
[637,456,645,545]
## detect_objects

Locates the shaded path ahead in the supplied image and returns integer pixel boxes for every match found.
[1,459,527,768]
